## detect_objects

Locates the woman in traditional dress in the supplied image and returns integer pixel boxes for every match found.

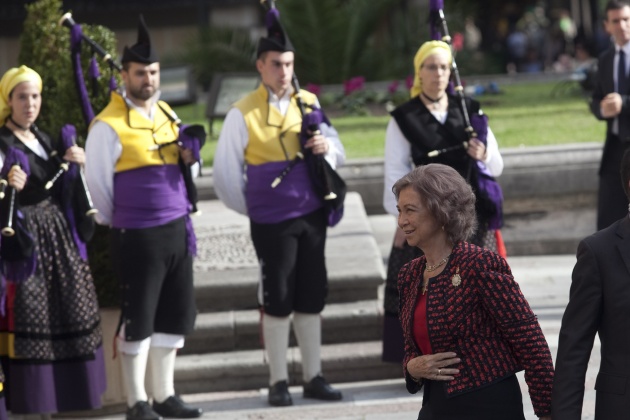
[0,65,105,415]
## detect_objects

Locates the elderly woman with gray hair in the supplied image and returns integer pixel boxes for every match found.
[394,164,553,420]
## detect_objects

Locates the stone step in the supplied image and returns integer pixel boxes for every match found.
[175,340,400,395]
[182,300,382,355]
[191,193,386,313]
[175,313,570,395]
[500,195,596,256]
[172,255,575,395]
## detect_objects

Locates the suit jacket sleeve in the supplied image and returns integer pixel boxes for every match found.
[590,53,608,121]
[551,239,602,420]
[476,251,554,417]
[590,50,630,122]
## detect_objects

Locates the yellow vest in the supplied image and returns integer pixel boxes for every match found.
[235,84,318,165]
[93,92,180,172]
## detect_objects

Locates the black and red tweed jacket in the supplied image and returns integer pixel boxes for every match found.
[398,241,554,417]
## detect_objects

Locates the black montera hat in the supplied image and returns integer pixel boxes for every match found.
[257,8,294,57]
[121,15,158,64]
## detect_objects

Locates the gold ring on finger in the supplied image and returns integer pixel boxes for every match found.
[438,369,442,376]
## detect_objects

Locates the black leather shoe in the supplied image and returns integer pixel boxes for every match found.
[126,401,163,420]
[303,375,343,401]
[268,380,293,406]
[152,395,203,418]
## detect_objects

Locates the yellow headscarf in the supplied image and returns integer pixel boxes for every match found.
[410,41,452,98]
[0,65,43,126]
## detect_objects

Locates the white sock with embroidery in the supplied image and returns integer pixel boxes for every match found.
[293,312,322,382]
[148,346,177,403]
[120,348,150,407]
[263,314,291,385]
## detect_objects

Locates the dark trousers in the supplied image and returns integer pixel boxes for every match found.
[110,217,197,341]
[250,209,328,317]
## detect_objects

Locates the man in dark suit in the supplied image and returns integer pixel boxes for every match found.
[551,148,630,418]
[591,1,630,230]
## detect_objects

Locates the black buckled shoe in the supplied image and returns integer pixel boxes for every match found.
[268,380,293,406]
[126,401,163,420]
[152,395,203,418]
[303,375,343,401]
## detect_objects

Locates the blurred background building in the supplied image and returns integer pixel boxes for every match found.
[0,0,607,85]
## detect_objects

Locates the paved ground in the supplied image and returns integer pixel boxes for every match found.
[27,212,599,420]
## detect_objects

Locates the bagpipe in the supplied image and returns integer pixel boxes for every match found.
[152,104,206,215]
[426,0,503,231]
[43,124,98,242]
[0,123,96,272]
[426,0,475,166]
[0,148,29,239]
[261,0,346,227]
[58,12,206,215]
[0,147,36,281]
[59,12,120,125]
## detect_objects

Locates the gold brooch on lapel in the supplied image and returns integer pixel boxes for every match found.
[451,267,462,288]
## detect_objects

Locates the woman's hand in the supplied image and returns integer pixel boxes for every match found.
[63,145,85,166]
[7,166,27,191]
[407,352,460,381]
[467,138,487,161]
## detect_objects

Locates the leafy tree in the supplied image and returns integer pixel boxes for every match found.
[19,0,120,141]
[177,27,257,90]
[277,0,404,84]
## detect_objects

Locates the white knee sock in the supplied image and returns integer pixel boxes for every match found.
[148,346,177,403]
[120,346,150,407]
[293,312,322,382]
[262,314,291,385]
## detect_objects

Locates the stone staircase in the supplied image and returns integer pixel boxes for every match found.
[178,192,397,394]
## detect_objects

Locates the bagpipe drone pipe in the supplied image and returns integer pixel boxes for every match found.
[427,0,503,231]
[39,124,98,242]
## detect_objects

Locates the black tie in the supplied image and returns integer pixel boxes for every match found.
[619,50,628,94]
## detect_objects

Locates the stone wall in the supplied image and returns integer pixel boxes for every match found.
[197,142,602,216]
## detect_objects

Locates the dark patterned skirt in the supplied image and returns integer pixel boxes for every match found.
[382,229,498,364]
[0,198,106,414]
